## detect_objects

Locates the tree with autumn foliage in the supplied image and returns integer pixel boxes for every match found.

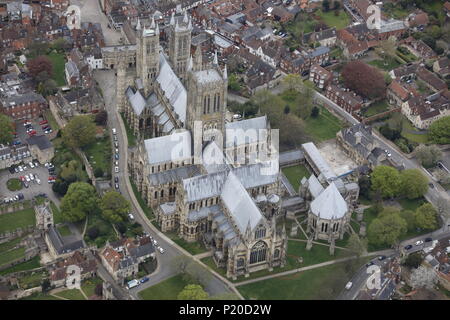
[26,56,53,79]
[341,61,386,99]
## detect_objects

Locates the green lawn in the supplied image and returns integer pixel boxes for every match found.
[7,178,22,191]
[138,274,189,300]
[167,232,208,255]
[304,107,343,142]
[202,240,341,283]
[82,136,112,177]
[54,289,86,300]
[120,113,136,147]
[21,292,61,300]
[50,202,64,225]
[401,117,429,144]
[0,236,24,253]
[362,100,390,117]
[0,247,26,268]
[315,9,351,30]
[238,261,351,300]
[18,271,47,289]
[0,208,35,234]
[81,277,103,297]
[282,164,310,191]
[131,180,154,220]
[0,256,41,276]
[368,59,402,72]
[46,52,66,86]
[57,225,72,237]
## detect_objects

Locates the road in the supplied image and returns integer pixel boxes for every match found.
[338,229,450,300]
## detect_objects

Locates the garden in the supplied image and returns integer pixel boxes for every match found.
[282,164,310,191]
[6,178,22,191]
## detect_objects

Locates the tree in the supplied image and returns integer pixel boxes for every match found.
[371,165,402,198]
[0,114,14,144]
[60,182,98,222]
[177,284,209,300]
[414,144,442,167]
[278,114,311,149]
[62,115,97,148]
[41,279,51,293]
[87,226,100,240]
[52,38,68,52]
[429,116,450,144]
[282,74,303,91]
[28,41,49,58]
[94,167,104,178]
[100,191,130,223]
[400,169,428,199]
[311,106,320,118]
[94,283,103,296]
[410,266,438,290]
[186,262,212,287]
[347,234,368,257]
[400,210,416,232]
[341,61,386,99]
[27,56,53,79]
[358,175,371,199]
[94,110,108,126]
[403,252,423,269]
[414,203,438,230]
[367,213,407,247]
[333,1,341,10]
[228,73,241,92]
[171,256,193,275]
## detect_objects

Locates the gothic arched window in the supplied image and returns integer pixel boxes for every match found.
[249,241,267,264]
[274,249,280,259]
[237,258,245,268]
[255,226,266,239]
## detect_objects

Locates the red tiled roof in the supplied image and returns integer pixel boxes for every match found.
[389,81,410,101]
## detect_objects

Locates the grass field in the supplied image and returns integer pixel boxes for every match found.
[0,236,24,253]
[83,136,112,177]
[18,271,47,289]
[54,289,86,300]
[315,9,351,30]
[238,261,352,300]
[282,165,310,191]
[81,277,103,297]
[138,274,189,300]
[0,208,35,234]
[0,256,41,276]
[7,178,22,191]
[362,100,390,117]
[46,52,66,86]
[304,107,343,142]
[167,232,208,255]
[0,247,26,268]
[368,59,402,72]
[401,117,429,144]
[50,202,64,225]
[57,225,72,237]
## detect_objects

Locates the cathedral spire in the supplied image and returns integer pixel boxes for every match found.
[155,22,159,35]
[170,12,175,25]
[150,16,155,29]
[188,55,193,71]
[223,64,227,80]
[183,10,188,24]
[188,17,192,30]
[213,50,218,66]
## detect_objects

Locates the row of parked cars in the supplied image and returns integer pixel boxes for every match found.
[9,160,40,174]
[23,119,52,136]
[3,193,24,204]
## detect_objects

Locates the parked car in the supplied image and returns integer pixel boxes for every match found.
[378,255,386,261]
[114,161,119,166]
[114,142,119,148]
[115,166,119,173]
[115,183,119,189]
[18,166,23,172]
[25,175,30,182]
[366,261,375,267]
[42,125,49,130]
[424,237,433,242]
[152,239,158,246]
[140,277,150,284]
[13,140,21,145]
[23,182,29,188]
[114,135,118,141]
[114,176,119,183]
[14,167,19,173]
[404,244,413,250]
[115,154,119,160]
[112,128,117,134]
[44,129,53,134]
[36,178,41,185]
[39,120,48,125]
[29,161,35,168]
[415,240,424,246]
[115,148,119,153]
[128,213,134,220]
[17,193,24,200]
[158,246,165,254]
[29,173,34,181]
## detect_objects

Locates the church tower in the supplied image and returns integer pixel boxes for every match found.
[168,11,192,82]
[186,51,228,145]
[136,17,160,96]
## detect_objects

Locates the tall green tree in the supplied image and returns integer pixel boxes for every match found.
[60,182,98,222]
[0,114,14,144]
[371,165,402,198]
[177,284,209,300]
[414,203,438,230]
[400,169,428,199]
[367,213,407,247]
[414,144,442,167]
[429,116,450,144]
[62,115,97,148]
[99,191,130,223]
[347,234,368,257]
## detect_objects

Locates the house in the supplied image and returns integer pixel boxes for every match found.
[303,28,337,47]
[433,57,450,78]
[389,63,419,81]
[49,251,97,288]
[270,6,294,23]
[416,67,447,93]
[407,10,429,28]
[325,84,364,115]
[0,92,47,120]
[45,225,85,260]
[402,37,437,60]
[336,124,386,168]
[309,64,333,90]
[26,135,55,164]
[401,92,450,129]
[387,80,411,107]
[0,144,32,170]
[65,60,79,86]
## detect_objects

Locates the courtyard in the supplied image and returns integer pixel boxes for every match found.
[317,140,358,176]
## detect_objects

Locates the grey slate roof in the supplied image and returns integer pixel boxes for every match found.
[302,142,337,182]
[188,204,221,222]
[148,165,201,186]
[129,242,155,259]
[220,172,264,234]
[225,116,268,148]
[144,130,191,165]
[47,226,84,255]
[26,135,52,150]
[310,183,348,220]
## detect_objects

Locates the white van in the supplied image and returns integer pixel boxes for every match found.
[127,279,139,289]
[112,128,117,134]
